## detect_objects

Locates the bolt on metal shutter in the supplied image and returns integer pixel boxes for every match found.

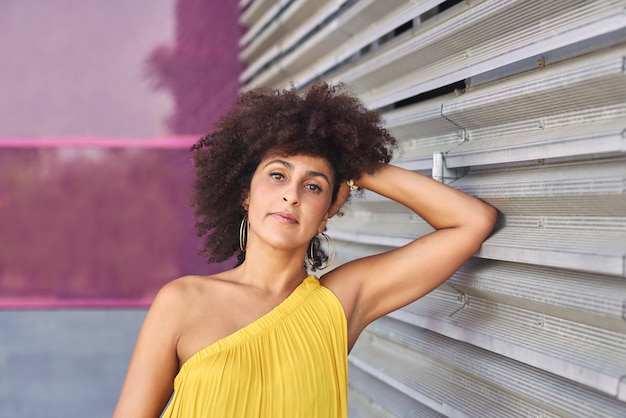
[239,0,626,415]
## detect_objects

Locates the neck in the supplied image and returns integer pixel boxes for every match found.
[235,244,309,294]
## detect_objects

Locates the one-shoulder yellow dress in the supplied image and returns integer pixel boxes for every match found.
[161,275,348,417]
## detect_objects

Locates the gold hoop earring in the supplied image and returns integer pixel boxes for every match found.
[307,232,336,270]
[239,214,249,252]
[320,232,336,269]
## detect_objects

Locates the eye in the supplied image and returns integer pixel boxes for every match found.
[305,183,323,193]
[269,171,285,181]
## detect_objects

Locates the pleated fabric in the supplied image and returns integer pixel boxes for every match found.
[161,275,348,418]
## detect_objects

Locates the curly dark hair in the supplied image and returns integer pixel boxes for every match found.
[190,81,398,268]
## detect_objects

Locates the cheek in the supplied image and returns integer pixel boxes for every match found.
[312,195,333,218]
[247,176,271,203]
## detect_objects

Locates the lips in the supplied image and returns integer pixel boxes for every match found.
[271,211,298,224]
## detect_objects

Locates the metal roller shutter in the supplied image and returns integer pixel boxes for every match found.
[240,0,626,415]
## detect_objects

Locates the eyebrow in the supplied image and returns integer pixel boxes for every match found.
[263,159,332,186]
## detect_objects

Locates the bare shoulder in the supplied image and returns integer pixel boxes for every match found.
[153,273,227,311]
[152,275,202,310]
[157,271,257,364]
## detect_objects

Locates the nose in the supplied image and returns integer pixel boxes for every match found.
[282,184,300,205]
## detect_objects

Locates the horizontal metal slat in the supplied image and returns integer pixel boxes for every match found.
[384,94,460,140]
[240,0,270,27]
[350,331,564,417]
[358,317,626,414]
[479,226,626,276]
[331,222,432,248]
[383,94,464,170]
[453,158,626,200]
[252,0,407,85]
[239,0,345,83]
[258,0,448,90]
[245,0,441,89]
[445,117,626,168]
[443,46,626,129]
[332,242,394,271]
[389,288,626,400]
[333,245,626,330]
[335,0,626,110]
[377,46,626,167]
[441,46,626,166]
[328,207,434,248]
[347,390,394,418]
[333,240,626,326]
[349,366,445,418]
[457,160,626,274]
[240,0,287,48]
[241,0,335,64]
[450,259,626,331]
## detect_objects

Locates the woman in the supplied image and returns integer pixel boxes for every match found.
[113,82,497,417]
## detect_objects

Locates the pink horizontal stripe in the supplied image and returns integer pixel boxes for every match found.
[0,299,152,310]
[0,136,201,149]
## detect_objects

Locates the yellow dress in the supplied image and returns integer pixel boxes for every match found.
[161,275,348,418]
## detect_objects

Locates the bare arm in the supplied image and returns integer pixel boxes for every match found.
[112,282,182,418]
[322,164,497,346]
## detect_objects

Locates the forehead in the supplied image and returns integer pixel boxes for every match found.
[258,153,333,174]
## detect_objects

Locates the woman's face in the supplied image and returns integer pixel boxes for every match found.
[244,153,334,252]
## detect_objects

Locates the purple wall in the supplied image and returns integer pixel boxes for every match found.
[0,0,175,137]
[0,0,243,137]
[0,0,243,301]
[0,144,234,302]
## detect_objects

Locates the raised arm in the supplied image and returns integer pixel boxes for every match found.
[112,282,182,418]
[321,164,497,347]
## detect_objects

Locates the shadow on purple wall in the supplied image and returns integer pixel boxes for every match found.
[0,147,234,301]
[146,0,244,135]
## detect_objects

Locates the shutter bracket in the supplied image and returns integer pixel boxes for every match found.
[432,152,468,184]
